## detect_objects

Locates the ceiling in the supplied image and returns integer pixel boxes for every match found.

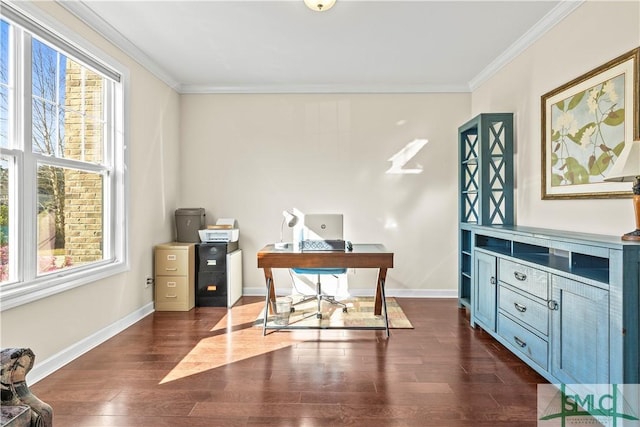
[58,0,581,94]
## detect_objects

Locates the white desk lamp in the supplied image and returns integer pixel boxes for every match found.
[604,139,640,240]
[275,210,298,249]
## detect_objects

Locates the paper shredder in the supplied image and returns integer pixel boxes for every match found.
[175,208,205,243]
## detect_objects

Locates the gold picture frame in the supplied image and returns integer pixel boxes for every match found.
[541,47,639,199]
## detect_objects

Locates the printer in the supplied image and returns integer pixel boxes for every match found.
[198,218,240,243]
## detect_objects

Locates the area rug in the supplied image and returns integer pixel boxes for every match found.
[254,296,413,329]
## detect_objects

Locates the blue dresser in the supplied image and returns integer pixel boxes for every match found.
[462,224,640,384]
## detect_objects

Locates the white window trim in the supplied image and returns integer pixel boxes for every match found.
[0,0,130,311]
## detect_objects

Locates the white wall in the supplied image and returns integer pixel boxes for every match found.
[472,1,640,235]
[0,1,181,365]
[179,93,469,295]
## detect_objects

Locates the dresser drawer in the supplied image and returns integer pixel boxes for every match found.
[499,285,548,336]
[155,276,188,304]
[155,249,189,276]
[499,259,548,299]
[497,313,548,370]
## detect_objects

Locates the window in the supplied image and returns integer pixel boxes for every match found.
[0,2,128,310]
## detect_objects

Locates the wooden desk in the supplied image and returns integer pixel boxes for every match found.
[257,244,394,336]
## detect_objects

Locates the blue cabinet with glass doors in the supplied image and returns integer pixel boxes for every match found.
[458,113,514,308]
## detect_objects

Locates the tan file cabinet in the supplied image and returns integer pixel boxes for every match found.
[154,242,195,311]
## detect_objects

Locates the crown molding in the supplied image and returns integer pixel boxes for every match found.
[179,83,471,94]
[56,0,181,91]
[59,0,468,94]
[468,0,585,91]
[56,0,583,95]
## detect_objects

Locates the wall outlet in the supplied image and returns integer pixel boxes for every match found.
[145,276,154,288]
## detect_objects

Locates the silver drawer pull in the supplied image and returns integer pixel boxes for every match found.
[514,271,527,281]
[514,336,527,348]
[547,300,559,310]
[514,302,527,313]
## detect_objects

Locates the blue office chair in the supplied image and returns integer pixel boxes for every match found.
[292,267,348,320]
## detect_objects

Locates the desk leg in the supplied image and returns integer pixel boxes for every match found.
[374,268,387,315]
[374,268,390,338]
[263,268,276,336]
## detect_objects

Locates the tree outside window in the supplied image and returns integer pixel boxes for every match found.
[0,4,126,309]
[0,22,108,284]
[32,38,105,276]
[1,19,10,281]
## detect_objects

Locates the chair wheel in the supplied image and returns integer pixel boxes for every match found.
[342,307,348,313]
[317,313,322,319]
[290,307,295,313]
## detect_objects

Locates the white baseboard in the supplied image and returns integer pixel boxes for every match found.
[242,286,457,299]
[29,302,155,384]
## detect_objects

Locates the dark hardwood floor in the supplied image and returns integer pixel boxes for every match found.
[31,297,548,426]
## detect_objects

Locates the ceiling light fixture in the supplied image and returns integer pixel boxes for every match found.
[304,0,336,12]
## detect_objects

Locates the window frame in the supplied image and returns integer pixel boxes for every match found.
[0,1,129,311]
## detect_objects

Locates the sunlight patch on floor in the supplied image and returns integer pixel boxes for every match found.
[159,301,296,384]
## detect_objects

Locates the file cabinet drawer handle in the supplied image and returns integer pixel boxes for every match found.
[514,302,527,313]
[514,336,527,348]
[514,271,527,281]
[166,294,177,299]
[167,282,177,288]
[165,267,178,271]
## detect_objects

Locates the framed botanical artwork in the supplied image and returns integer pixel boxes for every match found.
[542,47,639,199]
